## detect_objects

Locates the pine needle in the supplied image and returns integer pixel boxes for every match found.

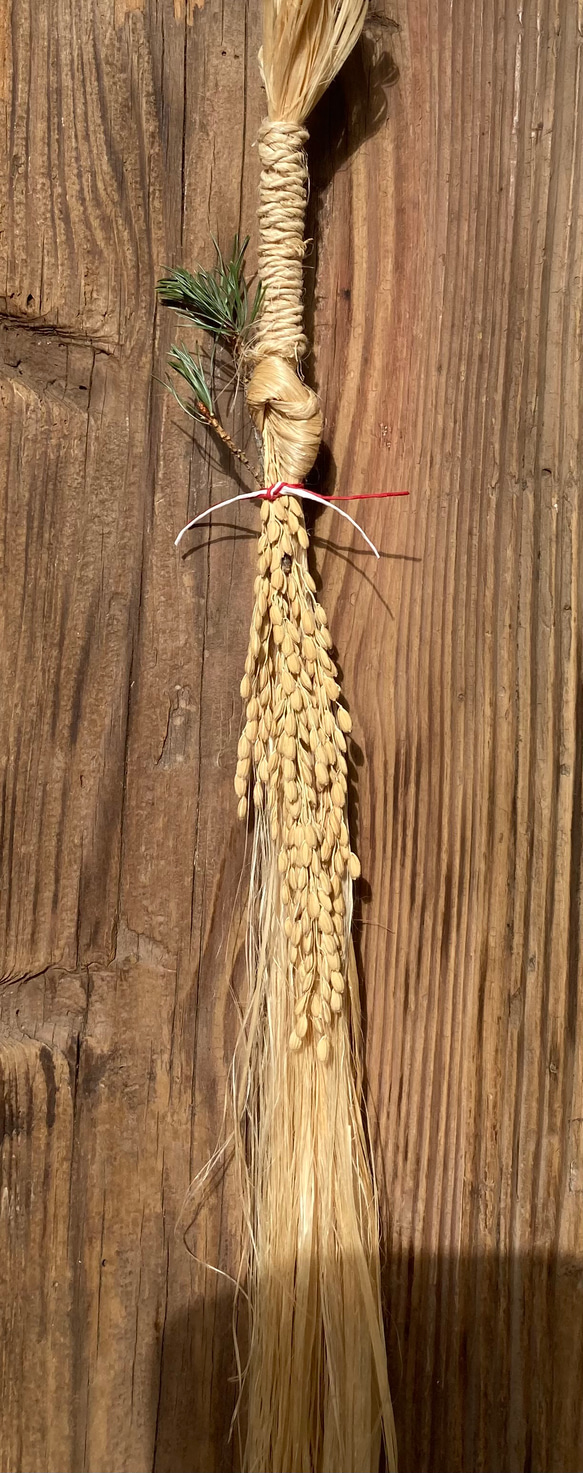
[164,344,261,484]
[157,235,264,358]
[165,344,214,421]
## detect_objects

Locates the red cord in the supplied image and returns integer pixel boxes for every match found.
[327,490,409,502]
[260,482,409,503]
[260,483,304,501]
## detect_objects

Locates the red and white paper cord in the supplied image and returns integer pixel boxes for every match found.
[175,481,409,560]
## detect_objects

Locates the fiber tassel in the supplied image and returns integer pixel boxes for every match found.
[231,4,398,1470]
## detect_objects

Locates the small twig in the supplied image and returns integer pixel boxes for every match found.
[196,400,262,485]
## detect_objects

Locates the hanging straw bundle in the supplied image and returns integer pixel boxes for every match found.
[235,5,397,1472]
[159,4,397,1469]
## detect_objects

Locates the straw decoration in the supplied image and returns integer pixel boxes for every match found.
[158,5,397,1470]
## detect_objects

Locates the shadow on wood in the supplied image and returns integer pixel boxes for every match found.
[148,1248,583,1473]
[151,1281,239,1473]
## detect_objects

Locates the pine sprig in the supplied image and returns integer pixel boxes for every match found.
[157,236,263,486]
[157,235,264,359]
[164,343,261,484]
[166,344,214,421]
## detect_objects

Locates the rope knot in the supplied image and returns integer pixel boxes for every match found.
[261,481,305,501]
[247,354,322,485]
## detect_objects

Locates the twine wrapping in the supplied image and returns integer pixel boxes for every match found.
[253,121,310,364]
[246,120,323,485]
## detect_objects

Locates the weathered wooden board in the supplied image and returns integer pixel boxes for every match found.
[1,1,582,1471]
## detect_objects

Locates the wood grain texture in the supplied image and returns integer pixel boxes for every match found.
[1,1,582,1471]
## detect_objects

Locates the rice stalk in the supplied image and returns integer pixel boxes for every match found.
[233,496,397,1473]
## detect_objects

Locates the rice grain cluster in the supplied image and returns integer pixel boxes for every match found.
[235,493,361,1060]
